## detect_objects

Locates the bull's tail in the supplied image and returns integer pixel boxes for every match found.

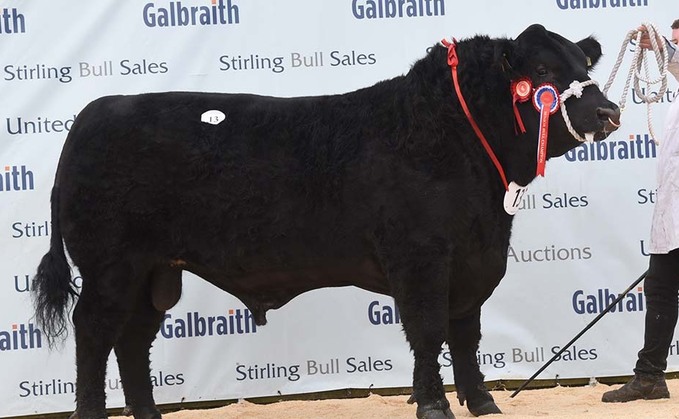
[33,186,77,345]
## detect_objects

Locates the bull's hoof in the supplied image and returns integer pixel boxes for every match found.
[120,405,162,419]
[68,411,107,419]
[416,399,455,419]
[467,400,502,416]
[416,406,455,419]
[460,384,502,416]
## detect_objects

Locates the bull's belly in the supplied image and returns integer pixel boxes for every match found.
[183,256,389,323]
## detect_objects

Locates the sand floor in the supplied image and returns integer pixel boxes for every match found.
[109,378,679,418]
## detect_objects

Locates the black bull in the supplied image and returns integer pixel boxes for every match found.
[33,24,620,419]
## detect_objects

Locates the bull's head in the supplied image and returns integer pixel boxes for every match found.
[502,24,620,158]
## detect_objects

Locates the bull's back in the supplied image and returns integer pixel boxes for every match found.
[57,92,380,270]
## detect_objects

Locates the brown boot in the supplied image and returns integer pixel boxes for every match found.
[601,374,670,403]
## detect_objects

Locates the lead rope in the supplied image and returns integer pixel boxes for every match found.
[602,22,669,144]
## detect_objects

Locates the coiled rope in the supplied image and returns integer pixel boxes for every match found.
[602,22,669,144]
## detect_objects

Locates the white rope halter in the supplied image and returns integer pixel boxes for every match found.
[560,79,600,143]
[602,22,669,144]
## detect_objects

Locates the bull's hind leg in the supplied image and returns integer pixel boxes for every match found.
[115,310,165,419]
[448,309,501,416]
[71,262,148,419]
[115,265,181,419]
[114,291,166,419]
[384,242,454,419]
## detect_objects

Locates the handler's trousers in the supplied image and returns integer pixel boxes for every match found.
[634,249,679,376]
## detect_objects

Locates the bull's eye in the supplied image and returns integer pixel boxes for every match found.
[536,66,548,77]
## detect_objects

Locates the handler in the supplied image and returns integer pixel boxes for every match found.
[602,19,679,403]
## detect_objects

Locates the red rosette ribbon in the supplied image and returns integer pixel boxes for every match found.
[511,78,532,134]
[532,83,560,177]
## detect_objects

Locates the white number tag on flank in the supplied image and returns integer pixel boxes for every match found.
[201,110,226,125]
[503,181,528,215]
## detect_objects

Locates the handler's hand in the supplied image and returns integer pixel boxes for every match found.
[635,25,662,50]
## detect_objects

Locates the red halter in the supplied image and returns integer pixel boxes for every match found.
[441,39,509,190]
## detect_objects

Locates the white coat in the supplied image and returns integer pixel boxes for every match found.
[648,41,679,254]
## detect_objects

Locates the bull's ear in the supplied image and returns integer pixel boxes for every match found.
[494,39,519,78]
[576,36,602,70]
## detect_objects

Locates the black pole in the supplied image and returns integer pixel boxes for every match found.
[510,269,648,398]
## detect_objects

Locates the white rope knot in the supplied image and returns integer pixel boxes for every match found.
[563,80,586,99]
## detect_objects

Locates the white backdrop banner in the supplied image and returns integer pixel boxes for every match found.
[0,0,676,417]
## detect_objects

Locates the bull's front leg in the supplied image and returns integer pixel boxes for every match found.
[383,241,455,419]
[448,309,501,416]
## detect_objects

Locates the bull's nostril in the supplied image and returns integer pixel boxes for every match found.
[597,107,621,125]
[596,106,622,132]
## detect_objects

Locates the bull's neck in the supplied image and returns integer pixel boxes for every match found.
[406,40,539,187]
